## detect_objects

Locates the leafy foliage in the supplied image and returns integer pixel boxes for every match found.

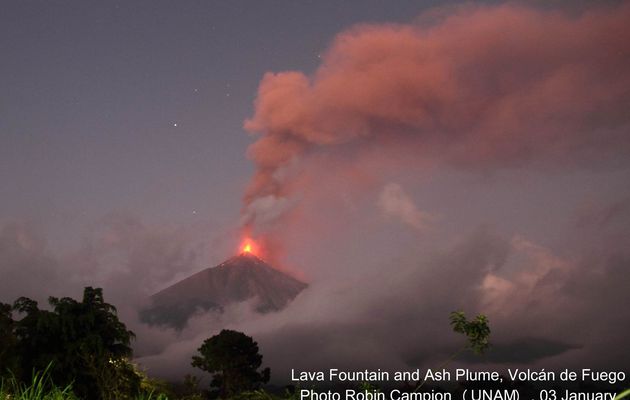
[0,364,170,400]
[11,287,138,400]
[415,311,491,392]
[615,390,630,400]
[0,363,77,400]
[176,374,204,400]
[192,329,270,398]
[449,310,491,354]
[0,302,19,379]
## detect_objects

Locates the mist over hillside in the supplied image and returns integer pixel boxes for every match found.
[140,253,307,329]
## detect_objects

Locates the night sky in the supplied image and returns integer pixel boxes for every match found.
[1,0,629,382]
[1,0,460,251]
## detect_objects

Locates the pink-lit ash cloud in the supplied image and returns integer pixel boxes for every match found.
[241,3,630,241]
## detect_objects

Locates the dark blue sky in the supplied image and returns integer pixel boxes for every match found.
[1,0,469,248]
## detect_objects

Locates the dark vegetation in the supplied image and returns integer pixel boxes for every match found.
[2,287,623,400]
[1,287,141,399]
[192,330,270,398]
[0,287,272,399]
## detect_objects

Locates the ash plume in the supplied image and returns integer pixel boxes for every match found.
[242,3,630,237]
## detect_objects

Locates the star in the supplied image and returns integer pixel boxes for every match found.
[173,123,178,127]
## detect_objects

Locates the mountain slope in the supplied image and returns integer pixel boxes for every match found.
[140,253,307,329]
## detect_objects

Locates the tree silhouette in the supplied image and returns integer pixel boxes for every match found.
[449,310,491,354]
[12,287,138,399]
[415,310,491,392]
[0,302,18,379]
[192,329,270,398]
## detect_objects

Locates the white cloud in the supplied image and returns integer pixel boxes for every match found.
[378,183,433,230]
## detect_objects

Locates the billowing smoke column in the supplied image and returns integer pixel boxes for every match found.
[241,3,630,247]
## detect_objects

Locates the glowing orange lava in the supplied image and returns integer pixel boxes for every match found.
[240,238,258,256]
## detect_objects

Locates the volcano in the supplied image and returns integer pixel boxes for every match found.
[140,253,307,329]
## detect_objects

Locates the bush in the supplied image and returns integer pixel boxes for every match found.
[0,364,77,400]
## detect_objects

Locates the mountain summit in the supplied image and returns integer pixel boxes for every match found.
[140,253,307,329]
